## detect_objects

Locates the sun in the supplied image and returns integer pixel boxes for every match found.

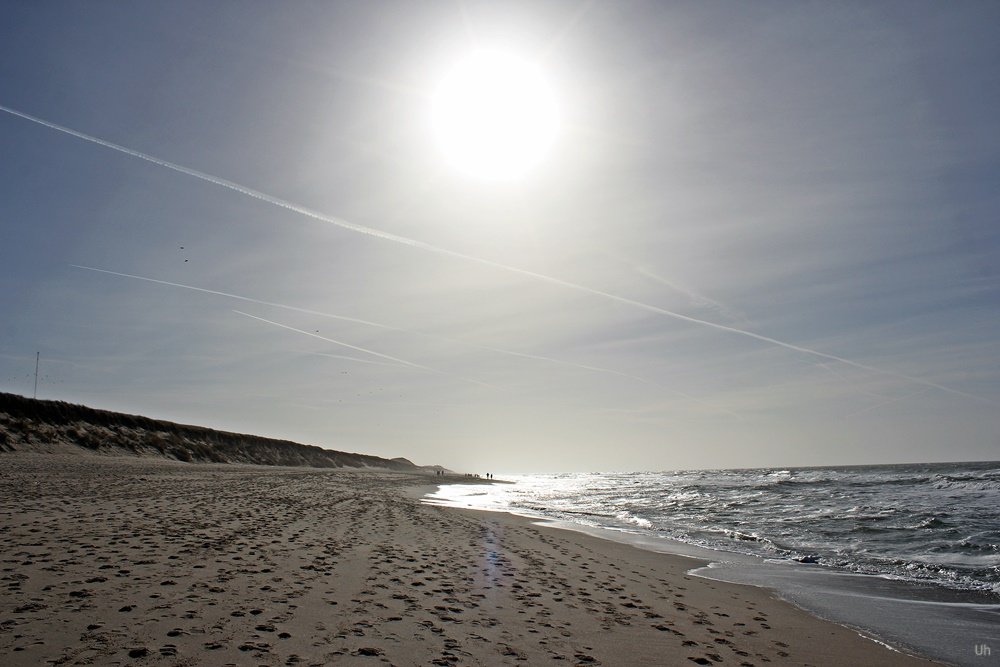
[430,50,559,181]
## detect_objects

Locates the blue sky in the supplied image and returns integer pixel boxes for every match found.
[2,1,998,471]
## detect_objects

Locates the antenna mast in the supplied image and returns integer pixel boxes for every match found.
[33,352,39,399]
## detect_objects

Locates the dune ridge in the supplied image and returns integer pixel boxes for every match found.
[0,392,441,471]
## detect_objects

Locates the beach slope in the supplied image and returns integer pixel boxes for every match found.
[1,455,937,665]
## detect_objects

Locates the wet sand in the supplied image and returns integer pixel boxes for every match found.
[0,454,938,665]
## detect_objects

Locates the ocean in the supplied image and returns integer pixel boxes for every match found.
[426,461,1000,665]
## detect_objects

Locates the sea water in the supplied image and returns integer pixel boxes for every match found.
[425,461,1000,665]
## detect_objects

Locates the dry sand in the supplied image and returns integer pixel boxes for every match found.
[1,454,938,666]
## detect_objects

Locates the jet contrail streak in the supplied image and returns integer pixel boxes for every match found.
[233,310,501,390]
[74,264,734,413]
[0,104,982,403]
[843,387,933,418]
[71,264,654,385]
[78,268,735,413]
[73,265,396,329]
[307,352,410,369]
[814,362,890,401]
[444,338,649,384]
[234,311,427,369]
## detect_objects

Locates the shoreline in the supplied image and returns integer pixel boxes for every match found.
[2,453,940,666]
[424,484,950,664]
[425,478,1000,667]
[431,503,940,666]
[500,510,998,665]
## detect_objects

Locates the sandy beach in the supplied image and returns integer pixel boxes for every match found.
[1,453,938,666]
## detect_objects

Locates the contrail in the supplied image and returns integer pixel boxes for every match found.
[71,264,653,384]
[632,264,749,327]
[439,338,650,384]
[73,265,398,329]
[1,104,985,403]
[74,264,735,414]
[448,340,737,416]
[843,387,933,418]
[307,351,410,369]
[233,310,501,390]
[234,310,427,369]
[814,362,891,401]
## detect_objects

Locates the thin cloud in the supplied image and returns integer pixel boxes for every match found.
[0,104,985,404]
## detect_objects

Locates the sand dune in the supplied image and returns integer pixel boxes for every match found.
[0,392,443,472]
[0,454,936,666]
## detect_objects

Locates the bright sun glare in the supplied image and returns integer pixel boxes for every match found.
[431,51,559,181]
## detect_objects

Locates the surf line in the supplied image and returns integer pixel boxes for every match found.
[2,103,988,405]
